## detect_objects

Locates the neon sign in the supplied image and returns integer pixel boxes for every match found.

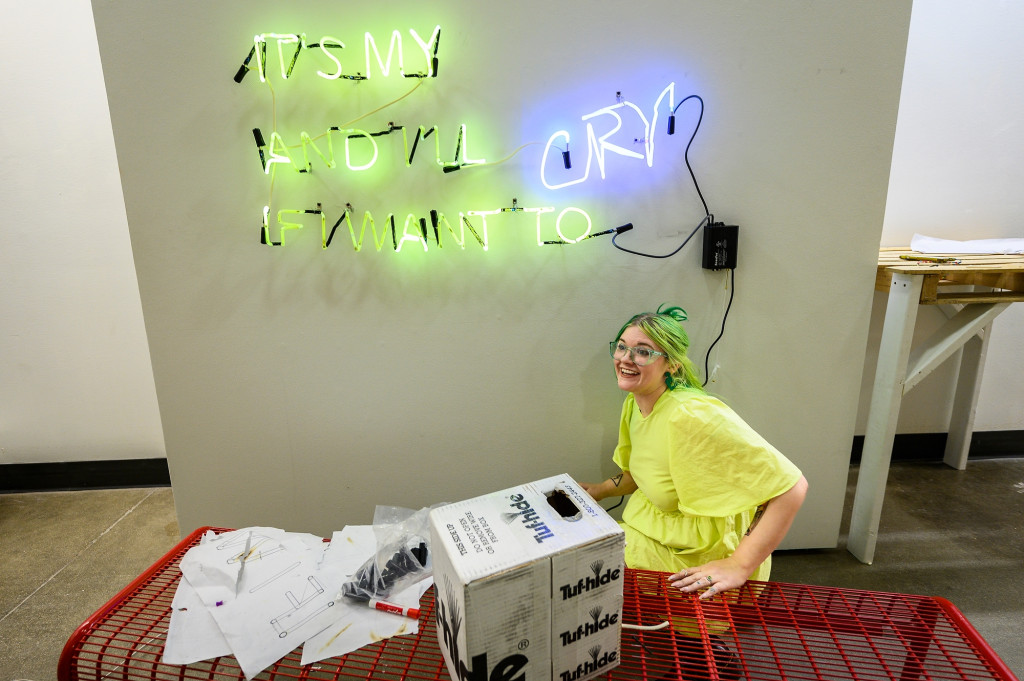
[259,201,623,250]
[236,27,442,83]
[541,84,677,190]
[236,23,701,254]
[253,123,485,174]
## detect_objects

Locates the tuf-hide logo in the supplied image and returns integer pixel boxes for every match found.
[557,605,619,645]
[503,493,555,543]
[557,559,621,600]
[558,645,618,681]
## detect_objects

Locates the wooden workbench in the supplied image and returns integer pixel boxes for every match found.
[875,248,1024,303]
[849,248,1024,564]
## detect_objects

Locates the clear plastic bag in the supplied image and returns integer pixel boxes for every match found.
[339,505,435,602]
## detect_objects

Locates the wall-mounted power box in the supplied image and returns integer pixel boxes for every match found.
[702,222,739,270]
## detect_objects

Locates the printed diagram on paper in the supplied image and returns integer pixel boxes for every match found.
[227,530,333,639]
[166,525,425,680]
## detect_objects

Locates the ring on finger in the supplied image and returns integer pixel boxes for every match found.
[706,575,713,584]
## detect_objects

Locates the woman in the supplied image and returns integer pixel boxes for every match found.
[581,305,808,599]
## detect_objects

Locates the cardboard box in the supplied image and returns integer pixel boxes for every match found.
[429,474,625,681]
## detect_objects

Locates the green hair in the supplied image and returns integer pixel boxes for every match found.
[615,304,705,393]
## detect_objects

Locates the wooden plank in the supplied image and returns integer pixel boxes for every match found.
[934,290,1024,304]
[875,267,894,293]
[885,261,1024,275]
[878,248,1024,270]
[943,270,1024,292]
[876,248,1024,303]
[920,275,940,303]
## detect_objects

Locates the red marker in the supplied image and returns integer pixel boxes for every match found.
[368,599,420,619]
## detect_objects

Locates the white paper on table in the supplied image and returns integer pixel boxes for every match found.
[170,527,344,680]
[211,535,346,679]
[163,527,252,665]
[300,525,432,665]
[911,233,1024,254]
[178,527,287,609]
[163,524,431,677]
[162,575,231,664]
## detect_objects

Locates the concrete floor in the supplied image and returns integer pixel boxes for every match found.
[1,460,1021,680]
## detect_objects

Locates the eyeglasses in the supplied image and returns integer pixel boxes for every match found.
[609,341,666,366]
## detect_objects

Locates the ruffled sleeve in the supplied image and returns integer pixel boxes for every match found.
[612,394,635,472]
[667,394,801,516]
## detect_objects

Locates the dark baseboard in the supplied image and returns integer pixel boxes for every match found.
[2,432,1021,492]
[0,458,171,493]
[850,430,1024,465]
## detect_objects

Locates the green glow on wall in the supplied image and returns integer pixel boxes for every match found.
[298,132,336,171]
[257,123,485,175]
[337,209,390,252]
[364,30,404,78]
[262,205,495,251]
[240,24,692,256]
[261,206,327,246]
[315,37,346,79]
[254,33,303,82]
[265,131,297,174]
[452,124,485,168]
[363,26,441,78]
[344,131,379,171]
[395,214,429,252]
[244,26,441,82]
[259,201,614,251]
[554,207,592,244]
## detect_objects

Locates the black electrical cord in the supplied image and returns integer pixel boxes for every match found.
[611,214,709,258]
[671,94,709,217]
[702,266,735,387]
[612,94,709,259]
[604,496,625,512]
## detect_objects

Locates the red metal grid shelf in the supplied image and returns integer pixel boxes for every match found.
[59,527,1019,681]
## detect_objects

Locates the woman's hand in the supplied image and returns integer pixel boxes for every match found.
[667,475,809,600]
[666,558,752,600]
[579,472,637,503]
[579,481,607,501]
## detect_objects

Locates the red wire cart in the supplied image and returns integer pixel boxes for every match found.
[59,527,1019,681]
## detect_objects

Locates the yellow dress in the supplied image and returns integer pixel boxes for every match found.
[613,389,802,581]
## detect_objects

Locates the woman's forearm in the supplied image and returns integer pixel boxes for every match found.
[581,471,638,501]
[730,475,808,574]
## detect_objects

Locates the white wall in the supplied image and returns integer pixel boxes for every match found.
[862,0,1024,435]
[0,1,164,464]
[90,0,912,546]
[9,0,1020,549]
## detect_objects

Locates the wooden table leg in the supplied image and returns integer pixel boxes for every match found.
[848,272,922,564]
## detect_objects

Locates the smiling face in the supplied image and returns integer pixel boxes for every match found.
[614,325,674,411]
